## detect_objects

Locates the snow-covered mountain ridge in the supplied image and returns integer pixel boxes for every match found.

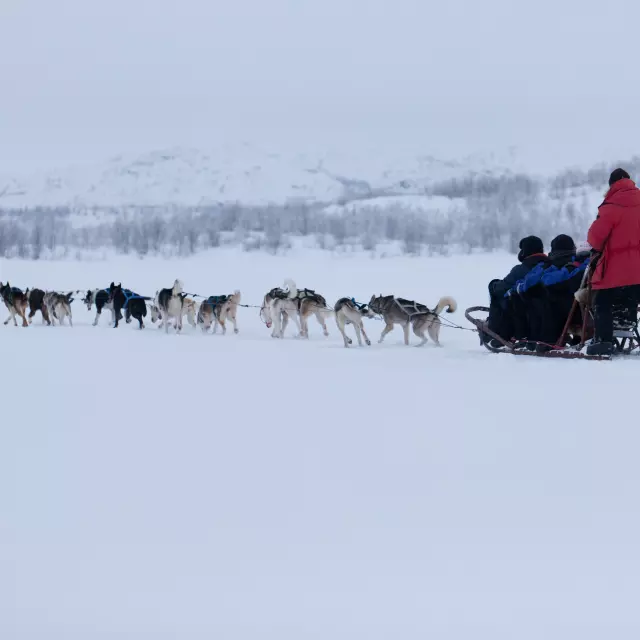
[0,145,520,209]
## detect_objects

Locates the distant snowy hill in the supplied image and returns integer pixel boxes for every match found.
[0,145,517,209]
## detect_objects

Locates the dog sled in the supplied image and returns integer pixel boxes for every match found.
[465,259,640,361]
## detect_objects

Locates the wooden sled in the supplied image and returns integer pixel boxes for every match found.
[465,306,611,361]
[465,253,640,361]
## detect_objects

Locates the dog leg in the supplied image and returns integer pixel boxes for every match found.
[272,307,282,338]
[403,323,410,346]
[360,322,372,346]
[315,310,329,337]
[292,313,303,338]
[353,321,365,347]
[336,314,351,347]
[427,320,441,346]
[378,323,394,344]
[413,322,427,347]
[231,311,239,334]
[299,313,307,339]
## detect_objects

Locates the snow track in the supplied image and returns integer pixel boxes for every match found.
[2,249,640,639]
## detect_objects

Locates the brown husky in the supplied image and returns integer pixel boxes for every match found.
[368,294,457,346]
[0,282,29,327]
[197,291,241,334]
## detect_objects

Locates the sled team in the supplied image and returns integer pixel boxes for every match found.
[483,168,640,356]
[1,275,457,349]
[3,167,640,356]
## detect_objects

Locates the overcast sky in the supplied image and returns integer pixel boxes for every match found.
[2,0,640,174]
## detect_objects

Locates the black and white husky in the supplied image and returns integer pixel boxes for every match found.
[83,288,120,326]
[334,298,376,348]
[108,283,150,329]
[150,297,197,330]
[260,285,301,338]
[155,279,186,333]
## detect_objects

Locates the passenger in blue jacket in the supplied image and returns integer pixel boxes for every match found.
[486,236,547,344]
[529,235,590,352]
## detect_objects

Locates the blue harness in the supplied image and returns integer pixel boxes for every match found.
[351,297,369,311]
[121,289,145,310]
[205,295,228,307]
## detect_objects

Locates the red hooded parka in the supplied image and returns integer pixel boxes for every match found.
[587,178,640,290]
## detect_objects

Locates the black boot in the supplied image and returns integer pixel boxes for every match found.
[586,340,613,356]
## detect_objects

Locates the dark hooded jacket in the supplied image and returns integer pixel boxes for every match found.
[489,236,547,299]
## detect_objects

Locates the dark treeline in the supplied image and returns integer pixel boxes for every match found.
[1,160,636,260]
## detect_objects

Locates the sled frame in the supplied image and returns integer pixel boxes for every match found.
[465,306,611,361]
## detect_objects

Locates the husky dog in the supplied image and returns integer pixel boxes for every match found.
[284,279,331,338]
[0,282,29,327]
[27,288,51,325]
[83,288,120,326]
[43,291,74,326]
[156,279,186,333]
[334,298,376,348]
[108,283,150,329]
[151,297,197,330]
[368,294,457,346]
[260,287,300,338]
[197,291,241,334]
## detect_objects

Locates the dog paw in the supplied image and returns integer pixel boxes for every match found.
[366,340,371,346]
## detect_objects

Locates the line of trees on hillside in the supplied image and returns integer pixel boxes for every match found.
[0,169,618,260]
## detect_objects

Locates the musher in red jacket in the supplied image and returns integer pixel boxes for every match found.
[586,168,640,355]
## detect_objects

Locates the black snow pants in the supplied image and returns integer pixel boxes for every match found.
[593,285,640,343]
[488,294,514,341]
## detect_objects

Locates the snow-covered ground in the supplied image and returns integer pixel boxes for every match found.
[2,250,639,640]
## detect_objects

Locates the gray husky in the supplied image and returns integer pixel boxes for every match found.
[368,294,457,346]
[334,298,376,348]
[43,291,74,326]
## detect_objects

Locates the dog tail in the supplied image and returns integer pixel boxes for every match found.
[283,278,297,298]
[433,296,457,315]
